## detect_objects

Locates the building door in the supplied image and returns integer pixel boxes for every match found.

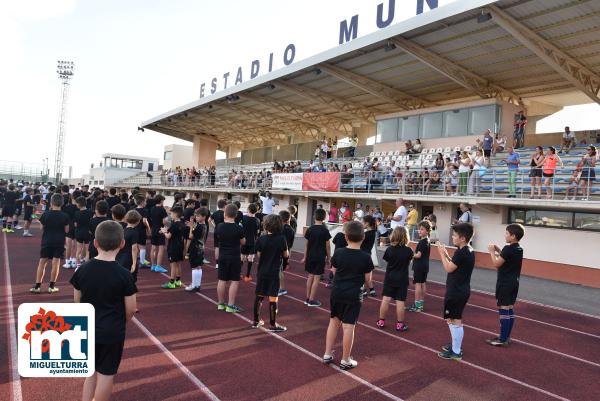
[148,163,154,172]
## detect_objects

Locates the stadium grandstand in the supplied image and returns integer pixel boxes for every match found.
[127,0,600,288]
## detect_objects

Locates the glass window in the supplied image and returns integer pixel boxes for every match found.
[135,160,143,169]
[509,209,526,224]
[524,210,572,228]
[110,158,117,167]
[574,213,600,231]
[468,105,497,135]
[419,112,443,139]
[399,116,419,140]
[443,109,469,137]
[164,151,172,161]
[376,119,399,143]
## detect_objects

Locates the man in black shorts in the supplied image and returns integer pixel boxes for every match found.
[70,220,137,401]
[487,223,525,346]
[300,208,331,307]
[436,222,475,361]
[209,199,227,269]
[215,204,245,313]
[149,194,168,273]
[323,221,373,370]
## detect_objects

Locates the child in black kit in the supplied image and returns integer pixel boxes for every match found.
[437,222,475,361]
[323,221,374,370]
[377,226,413,332]
[242,203,261,282]
[253,214,289,332]
[133,195,151,268]
[184,207,210,292]
[70,220,137,401]
[277,210,295,296]
[409,220,432,313]
[160,207,185,289]
[327,228,348,288]
[116,210,141,283]
[149,194,168,273]
[89,200,110,259]
[216,204,246,313]
[22,187,35,237]
[301,208,331,307]
[361,215,377,296]
[74,196,93,266]
[30,194,70,294]
[486,223,525,346]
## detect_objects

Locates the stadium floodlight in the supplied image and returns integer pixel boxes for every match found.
[477,11,492,23]
[54,60,75,184]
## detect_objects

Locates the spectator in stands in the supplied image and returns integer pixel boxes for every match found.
[528,146,545,199]
[417,168,429,194]
[482,129,494,167]
[328,202,339,224]
[454,203,472,224]
[578,145,597,201]
[349,135,358,158]
[372,207,383,221]
[504,147,520,198]
[424,170,441,193]
[363,157,372,172]
[413,139,423,154]
[469,149,486,196]
[389,198,407,230]
[513,111,527,149]
[405,140,418,155]
[314,145,321,161]
[457,151,472,196]
[354,203,364,221]
[445,164,458,195]
[332,136,338,158]
[327,138,333,159]
[493,133,507,156]
[542,146,564,199]
[406,204,418,240]
[340,202,352,223]
[558,126,575,154]
[434,153,444,172]
[564,168,582,201]
[321,140,329,159]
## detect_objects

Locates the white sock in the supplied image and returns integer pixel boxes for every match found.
[139,249,146,263]
[192,269,202,287]
[449,324,464,354]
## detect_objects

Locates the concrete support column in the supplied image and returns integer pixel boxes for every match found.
[227,145,243,159]
[192,137,218,169]
[296,196,311,235]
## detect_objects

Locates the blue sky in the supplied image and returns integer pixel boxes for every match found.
[2,0,598,177]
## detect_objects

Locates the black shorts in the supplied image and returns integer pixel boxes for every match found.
[66,227,75,239]
[443,295,469,320]
[2,205,15,217]
[483,149,491,158]
[95,341,125,376]
[241,244,255,255]
[496,282,519,306]
[168,251,184,263]
[305,259,325,275]
[75,230,91,244]
[382,283,408,301]
[330,298,362,325]
[543,172,554,178]
[24,210,33,222]
[255,276,280,297]
[217,257,242,281]
[40,245,64,259]
[213,232,220,248]
[529,168,542,178]
[413,268,429,284]
[151,231,165,246]
[137,230,147,245]
[282,256,289,271]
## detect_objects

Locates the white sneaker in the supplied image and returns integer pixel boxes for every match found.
[14,225,23,230]
[184,284,200,292]
[215,264,219,269]
[203,258,210,264]
[62,262,71,268]
[23,232,33,237]
[340,357,358,370]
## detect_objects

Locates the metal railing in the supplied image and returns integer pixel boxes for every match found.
[114,167,599,201]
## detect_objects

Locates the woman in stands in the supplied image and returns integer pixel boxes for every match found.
[529,146,545,199]
[469,149,486,196]
[457,151,472,196]
[578,145,597,201]
[329,202,339,224]
[542,147,564,199]
[494,133,507,156]
[332,136,338,158]
[434,153,445,172]
[413,139,423,154]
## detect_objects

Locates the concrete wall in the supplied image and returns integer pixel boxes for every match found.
[192,137,218,168]
[163,144,193,170]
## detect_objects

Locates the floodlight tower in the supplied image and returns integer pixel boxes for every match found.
[54,60,75,184]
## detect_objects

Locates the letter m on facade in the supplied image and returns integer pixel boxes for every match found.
[417,0,438,15]
[339,15,358,45]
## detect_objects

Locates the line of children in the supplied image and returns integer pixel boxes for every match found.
[301,208,331,307]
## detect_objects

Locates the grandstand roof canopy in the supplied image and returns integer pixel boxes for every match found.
[142,0,600,148]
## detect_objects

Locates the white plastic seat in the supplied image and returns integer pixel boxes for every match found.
[421,148,428,154]
[369,152,375,157]
[436,147,443,153]
[464,146,472,152]
[391,155,397,161]
[426,154,433,160]
[444,147,451,153]
[454,146,461,152]
[388,150,394,156]
[429,148,436,154]
[394,150,400,156]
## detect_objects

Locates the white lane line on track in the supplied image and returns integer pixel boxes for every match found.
[132,317,221,401]
[163,265,569,401]
[283,270,600,369]
[153,271,404,401]
[2,232,23,401]
[287,251,600,324]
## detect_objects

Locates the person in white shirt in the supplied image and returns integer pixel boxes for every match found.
[353,203,364,221]
[389,198,407,229]
[559,126,575,154]
[260,192,275,214]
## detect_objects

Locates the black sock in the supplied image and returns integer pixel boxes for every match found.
[246,260,253,276]
[49,281,55,288]
[269,302,278,327]
[253,296,263,323]
[170,278,175,284]
[35,283,41,289]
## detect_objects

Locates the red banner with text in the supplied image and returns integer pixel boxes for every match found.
[302,172,340,192]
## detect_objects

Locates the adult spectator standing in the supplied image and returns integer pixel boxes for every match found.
[469,149,486,195]
[558,126,575,154]
[260,191,275,214]
[389,198,407,230]
[513,111,527,149]
[578,145,597,201]
[504,147,520,198]
[328,202,339,224]
[406,204,418,240]
[340,202,352,223]
[482,129,494,167]
[349,135,358,158]
[354,203,364,221]
[454,203,472,224]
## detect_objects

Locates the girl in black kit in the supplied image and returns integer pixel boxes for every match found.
[185,208,210,292]
[361,215,377,296]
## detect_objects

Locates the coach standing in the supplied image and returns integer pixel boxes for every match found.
[389,198,407,230]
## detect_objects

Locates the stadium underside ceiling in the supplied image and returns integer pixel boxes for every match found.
[142,0,600,149]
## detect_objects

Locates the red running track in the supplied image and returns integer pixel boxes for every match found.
[1,228,599,401]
